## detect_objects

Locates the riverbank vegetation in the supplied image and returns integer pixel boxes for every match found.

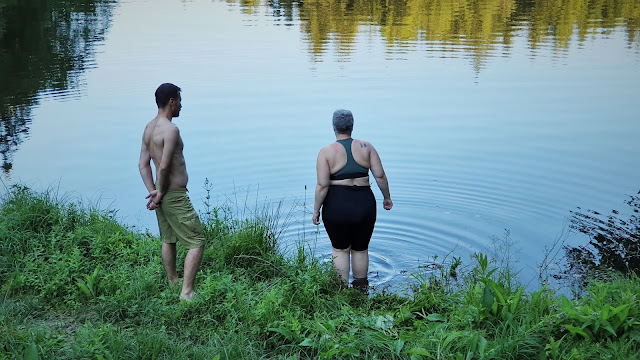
[1,185,639,359]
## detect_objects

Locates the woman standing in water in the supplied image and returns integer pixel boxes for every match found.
[312,109,393,290]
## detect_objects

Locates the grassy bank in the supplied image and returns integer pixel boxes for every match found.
[1,185,639,359]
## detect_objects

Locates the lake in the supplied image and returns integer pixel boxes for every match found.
[1,0,639,290]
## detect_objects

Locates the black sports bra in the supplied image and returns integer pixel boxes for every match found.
[330,138,369,180]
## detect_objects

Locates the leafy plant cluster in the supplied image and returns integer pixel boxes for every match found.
[1,185,639,359]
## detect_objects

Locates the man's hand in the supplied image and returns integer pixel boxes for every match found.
[383,198,393,210]
[146,190,163,210]
[312,211,321,225]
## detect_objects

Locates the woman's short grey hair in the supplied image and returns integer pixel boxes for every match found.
[332,109,354,134]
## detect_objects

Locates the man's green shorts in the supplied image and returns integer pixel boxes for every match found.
[155,188,205,249]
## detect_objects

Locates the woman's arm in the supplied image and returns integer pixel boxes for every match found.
[369,144,393,210]
[313,148,331,224]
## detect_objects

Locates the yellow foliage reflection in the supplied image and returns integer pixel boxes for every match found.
[237,0,640,65]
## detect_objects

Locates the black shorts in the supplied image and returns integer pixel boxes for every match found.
[321,185,377,251]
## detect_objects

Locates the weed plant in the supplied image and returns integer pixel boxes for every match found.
[1,184,640,359]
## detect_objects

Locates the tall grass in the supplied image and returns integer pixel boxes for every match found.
[1,184,639,359]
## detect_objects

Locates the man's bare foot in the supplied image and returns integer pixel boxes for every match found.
[179,291,196,302]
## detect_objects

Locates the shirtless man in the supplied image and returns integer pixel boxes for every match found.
[138,83,204,301]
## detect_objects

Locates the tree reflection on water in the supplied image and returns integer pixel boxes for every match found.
[256,0,640,64]
[0,0,116,174]
[1,0,638,175]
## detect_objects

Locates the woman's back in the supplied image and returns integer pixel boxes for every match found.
[325,138,372,186]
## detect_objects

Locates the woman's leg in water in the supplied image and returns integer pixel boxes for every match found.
[332,246,351,284]
[351,249,370,293]
[351,249,369,280]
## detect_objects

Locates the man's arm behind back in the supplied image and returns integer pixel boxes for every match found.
[139,124,156,193]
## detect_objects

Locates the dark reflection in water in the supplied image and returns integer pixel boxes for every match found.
[0,0,116,174]
[255,0,640,66]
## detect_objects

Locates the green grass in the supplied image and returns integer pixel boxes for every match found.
[1,184,639,359]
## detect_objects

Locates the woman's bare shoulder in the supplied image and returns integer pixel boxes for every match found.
[318,142,337,157]
[353,138,374,149]
[322,142,343,151]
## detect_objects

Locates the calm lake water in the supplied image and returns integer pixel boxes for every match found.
[2,0,639,290]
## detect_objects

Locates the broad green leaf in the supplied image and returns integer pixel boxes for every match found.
[601,321,617,337]
[77,281,91,296]
[339,346,359,356]
[612,303,631,323]
[426,313,446,322]
[531,286,547,304]
[24,344,38,360]
[443,332,460,347]
[92,264,101,277]
[601,305,610,321]
[315,323,329,333]
[558,296,577,317]
[267,327,295,340]
[564,325,590,340]
[375,315,394,330]
[299,338,315,347]
[325,320,336,333]
[510,286,525,313]
[486,279,506,305]
[397,308,415,322]
[580,304,593,316]
[407,347,431,355]
[481,285,494,311]
[394,340,405,355]
[477,336,487,355]
[629,330,640,343]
